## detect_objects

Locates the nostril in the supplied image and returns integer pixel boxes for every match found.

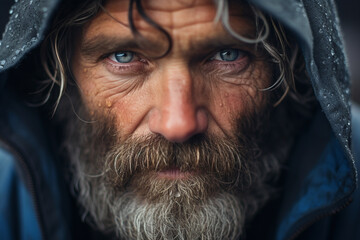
[160,115,198,142]
[149,108,208,143]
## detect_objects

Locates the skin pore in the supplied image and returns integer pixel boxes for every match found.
[72,0,272,146]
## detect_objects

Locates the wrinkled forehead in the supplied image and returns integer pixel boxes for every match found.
[78,0,257,57]
[99,0,253,29]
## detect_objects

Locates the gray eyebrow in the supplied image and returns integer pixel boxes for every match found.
[80,35,142,59]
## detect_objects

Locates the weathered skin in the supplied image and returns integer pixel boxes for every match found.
[72,0,271,142]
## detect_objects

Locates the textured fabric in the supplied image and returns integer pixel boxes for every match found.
[0,142,42,240]
[0,88,72,240]
[292,104,360,240]
[0,0,60,72]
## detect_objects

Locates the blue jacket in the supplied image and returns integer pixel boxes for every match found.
[0,0,359,239]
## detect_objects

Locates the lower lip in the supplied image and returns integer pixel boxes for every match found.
[157,167,193,180]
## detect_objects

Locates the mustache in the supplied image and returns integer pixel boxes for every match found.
[101,133,253,189]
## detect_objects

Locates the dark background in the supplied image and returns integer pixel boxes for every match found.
[1,0,359,103]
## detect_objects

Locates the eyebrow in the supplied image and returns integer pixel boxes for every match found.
[189,37,253,53]
[80,35,143,59]
[80,30,256,61]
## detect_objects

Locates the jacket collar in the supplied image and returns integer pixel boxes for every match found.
[274,110,356,240]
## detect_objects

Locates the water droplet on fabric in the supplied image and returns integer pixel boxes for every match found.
[0,60,5,65]
[331,49,335,56]
[14,13,18,18]
[9,9,13,15]
[6,45,9,48]
[15,50,20,55]
[175,192,181,198]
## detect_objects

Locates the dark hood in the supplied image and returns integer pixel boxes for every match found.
[249,0,354,175]
[0,0,59,72]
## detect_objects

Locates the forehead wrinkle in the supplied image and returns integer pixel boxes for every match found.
[80,0,256,59]
[102,0,216,31]
[141,0,211,11]
[141,5,216,30]
[101,0,251,30]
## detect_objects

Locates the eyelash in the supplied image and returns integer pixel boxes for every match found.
[209,54,250,72]
[103,52,148,74]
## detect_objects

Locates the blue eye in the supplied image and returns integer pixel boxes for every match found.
[113,51,134,63]
[213,49,243,62]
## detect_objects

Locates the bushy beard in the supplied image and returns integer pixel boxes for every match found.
[59,95,283,240]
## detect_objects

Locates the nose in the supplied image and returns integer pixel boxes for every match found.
[148,64,208,142]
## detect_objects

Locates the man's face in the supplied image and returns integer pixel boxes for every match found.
[68,0,275,239]
[72,0,271,142]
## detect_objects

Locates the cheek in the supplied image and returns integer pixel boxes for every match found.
[72,59,152,136]
[78,73,103,108]
[213,66,271,126]
[217,87,259,119]
[72,59,100,103]
[74,65,122,111]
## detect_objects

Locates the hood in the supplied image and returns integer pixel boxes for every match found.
[0,0,356,239]
[248,0,354,175]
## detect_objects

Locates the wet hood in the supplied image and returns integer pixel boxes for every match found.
[248,0,353,168]
[0,0,354,167]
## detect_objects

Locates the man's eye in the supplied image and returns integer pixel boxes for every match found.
[212,49,244,62]
[109,51,135,63]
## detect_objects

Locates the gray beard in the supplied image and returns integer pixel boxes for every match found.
[58,95,287,240]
